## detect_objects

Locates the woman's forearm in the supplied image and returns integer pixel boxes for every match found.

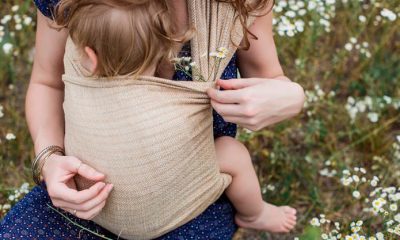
[25,82,65,154]
[26,12,69,154]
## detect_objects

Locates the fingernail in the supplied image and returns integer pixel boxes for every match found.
[108,184,114,192]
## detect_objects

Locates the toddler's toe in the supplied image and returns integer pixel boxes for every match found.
[283,206,297,215]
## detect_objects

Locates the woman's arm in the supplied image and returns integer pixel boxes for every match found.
[26,11,113,220]
[26,9,67,153]
[207,7,305,131]
[236,7,288,80]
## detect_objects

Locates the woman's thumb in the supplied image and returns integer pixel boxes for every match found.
[67,156,105,181]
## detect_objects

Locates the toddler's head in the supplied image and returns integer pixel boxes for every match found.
[55,0,191,77]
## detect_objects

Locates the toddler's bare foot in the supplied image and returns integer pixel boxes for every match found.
[235,202,297,233]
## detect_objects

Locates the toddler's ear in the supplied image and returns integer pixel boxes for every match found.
[83,46,98,74]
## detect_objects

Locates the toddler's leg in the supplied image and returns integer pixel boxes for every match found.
[215,136,297,233]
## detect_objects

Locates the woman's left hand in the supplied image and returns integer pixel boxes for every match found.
[207,78,305,131]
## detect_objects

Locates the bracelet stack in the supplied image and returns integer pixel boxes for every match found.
[32,145,65,185]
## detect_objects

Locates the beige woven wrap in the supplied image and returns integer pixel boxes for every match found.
[62,1,256,239]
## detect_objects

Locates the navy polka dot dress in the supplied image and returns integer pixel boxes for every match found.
[0,1,239,239]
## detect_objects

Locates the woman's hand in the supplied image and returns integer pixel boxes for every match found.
[207,78,305,131]
[205,3,304,131]
[42,154,114,220]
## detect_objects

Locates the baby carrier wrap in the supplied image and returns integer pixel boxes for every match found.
[62,1,256,239]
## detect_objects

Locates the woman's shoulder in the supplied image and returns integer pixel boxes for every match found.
[33,0,60,19]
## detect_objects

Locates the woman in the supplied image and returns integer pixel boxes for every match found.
[0,0,305,239]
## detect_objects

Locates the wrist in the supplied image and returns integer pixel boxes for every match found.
[33,135,64,155]
[32,145,65,185]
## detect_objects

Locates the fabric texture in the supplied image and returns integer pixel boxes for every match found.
[63,59,232,239]
[0,37,241,240]
[62,1,255,239]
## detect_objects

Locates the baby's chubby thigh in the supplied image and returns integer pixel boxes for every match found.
[214,136,252,177]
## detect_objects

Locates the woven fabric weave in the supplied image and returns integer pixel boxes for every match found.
[62,1,256,239]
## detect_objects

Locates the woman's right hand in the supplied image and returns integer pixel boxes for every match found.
[42,154,114,220]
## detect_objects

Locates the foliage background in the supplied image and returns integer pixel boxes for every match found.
[0,0,399,239]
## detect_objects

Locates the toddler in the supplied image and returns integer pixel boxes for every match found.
[60,0,296,233]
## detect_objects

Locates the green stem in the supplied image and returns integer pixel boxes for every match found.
[213,59,222,82]
[46,204,118,240]
[175,64,193,79]
[207,58,218,82]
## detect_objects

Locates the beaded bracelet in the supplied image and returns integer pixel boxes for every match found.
[32,145,65,185]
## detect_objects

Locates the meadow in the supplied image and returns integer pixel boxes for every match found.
[1,0,399,239]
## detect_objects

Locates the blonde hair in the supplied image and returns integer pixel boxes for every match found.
[54,0,193,77]
[53,0,273,77]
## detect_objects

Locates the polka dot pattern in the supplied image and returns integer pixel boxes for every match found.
[1,184,237,239]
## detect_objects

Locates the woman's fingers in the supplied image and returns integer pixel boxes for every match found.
[80,200,107,220]
[78,184,113,211]
[52,183,113,212]
[43,154,113,221]
[210,100,242,117]
[65,200,107,220]
[215,78,264,90]
[63,184,112,211]
[50,181,106,204]
[206,87,246,104]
